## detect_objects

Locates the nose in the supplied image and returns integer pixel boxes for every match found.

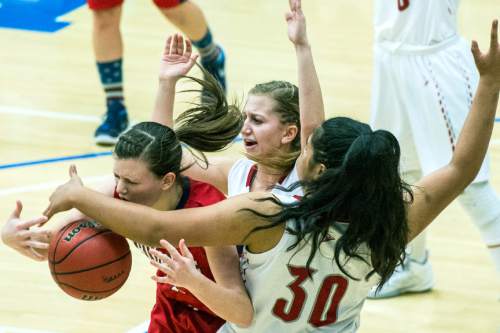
[241,119,252,135]
[116,179,127,195]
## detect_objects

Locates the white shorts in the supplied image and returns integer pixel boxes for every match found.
[370,37,489,182]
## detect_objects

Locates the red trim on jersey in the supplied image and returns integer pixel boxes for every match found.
[245,164,289,189]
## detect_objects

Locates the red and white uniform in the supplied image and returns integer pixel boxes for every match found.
[227,158,303,199]
[218,195,379,333]
[370,0,489,181]
[116,177,226,333]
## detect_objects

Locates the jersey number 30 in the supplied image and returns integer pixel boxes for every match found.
[272,265,348,327]
[398,0,410,11]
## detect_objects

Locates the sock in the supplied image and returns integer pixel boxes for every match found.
[96,58,126,114]
[191,29,220,63]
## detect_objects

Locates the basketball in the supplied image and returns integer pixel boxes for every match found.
[48,220,132,301]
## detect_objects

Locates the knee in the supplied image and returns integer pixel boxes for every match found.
[459,181,500,245]
[155,0,186,24]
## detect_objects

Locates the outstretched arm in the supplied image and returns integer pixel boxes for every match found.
[152,33,198,127]
[3,176,117,261]
[408,20,500,240]
[2,201,49,261]
[44,166,282,251]
[287,0,325,148]
[150,241,253,326]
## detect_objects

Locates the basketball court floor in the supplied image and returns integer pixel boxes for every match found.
[0,1,499,332]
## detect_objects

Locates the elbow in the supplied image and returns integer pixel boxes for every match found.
[232,309,254,328]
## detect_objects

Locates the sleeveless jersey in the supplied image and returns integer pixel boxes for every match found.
[227,158,303,199]
[374,0,460,52]
[115,177,226,333]
[218,195,378,333]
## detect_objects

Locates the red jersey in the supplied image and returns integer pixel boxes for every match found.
[114,177,226,333]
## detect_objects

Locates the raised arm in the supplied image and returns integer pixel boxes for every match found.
[44,166,282,251]
[153,33,198,127]
[149,241,253,326]
[407,20,500,240]
[287,0,325,148]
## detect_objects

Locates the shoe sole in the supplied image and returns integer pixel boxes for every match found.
[367,286,433,300]
[94,134,119,146]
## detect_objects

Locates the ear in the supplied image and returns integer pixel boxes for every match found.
[316,163,326,176]
[281,124,298,145]
[161,172,177,191]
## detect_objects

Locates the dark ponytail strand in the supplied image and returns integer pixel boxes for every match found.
[243,117,413,286]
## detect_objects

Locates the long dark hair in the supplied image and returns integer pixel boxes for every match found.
[114,74,243,178]
[247,117,413,287]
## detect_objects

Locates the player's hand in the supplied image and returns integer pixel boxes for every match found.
[286,0,308,47]
[2,200,50,261]
[149,239,203,290]
[472,19,500,90]
[159,33,199,82]
[43,165,84,219]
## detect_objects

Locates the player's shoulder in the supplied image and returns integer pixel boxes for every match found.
[186,177,226,207]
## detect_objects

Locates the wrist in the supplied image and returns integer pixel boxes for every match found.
[187,269,207,292]
[479,76,500,92]
[294,42,311,51]
[68,187,85,209]
[158,78,179,87]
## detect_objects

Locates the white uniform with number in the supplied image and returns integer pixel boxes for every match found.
[371,0,489,181]
[218,195,378,333]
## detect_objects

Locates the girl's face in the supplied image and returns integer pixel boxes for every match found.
[241,95,295,158]
[113,158,164,207]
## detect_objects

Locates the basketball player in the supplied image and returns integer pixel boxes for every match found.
[91,0,226,146]
[43,18,500,332]
[3,77,253,331]
[151,0,323,201]
[369,0,500,298]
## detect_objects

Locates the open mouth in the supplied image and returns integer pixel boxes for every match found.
[243,139,257,149]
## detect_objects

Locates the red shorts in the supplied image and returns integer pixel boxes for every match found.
[87,0,187,10]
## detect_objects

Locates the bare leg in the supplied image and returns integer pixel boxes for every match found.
[92,6,123,61]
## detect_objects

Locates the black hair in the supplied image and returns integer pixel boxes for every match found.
[246,117,413,288]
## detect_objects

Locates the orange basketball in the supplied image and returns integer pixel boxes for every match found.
[48,220,132,301]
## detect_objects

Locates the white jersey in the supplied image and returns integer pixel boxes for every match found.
[218,196,378,333]
[227,158,303,198]
[374,0,460,52]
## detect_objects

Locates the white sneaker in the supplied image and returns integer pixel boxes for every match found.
[368,252,434,299]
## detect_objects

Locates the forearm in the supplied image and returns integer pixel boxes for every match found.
[296,44,325,142]
[452,78,499,185]
[70,187,165,246]
[186,273,253,326]
[152,79,177,127]
[66,188,266,247]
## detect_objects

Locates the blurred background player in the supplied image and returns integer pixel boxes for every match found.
[369,0,500,298]
[91,0,226,145]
